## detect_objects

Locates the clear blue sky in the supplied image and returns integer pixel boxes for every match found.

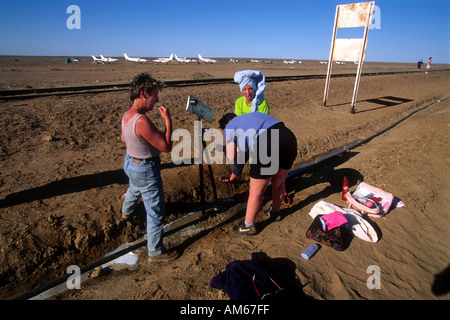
[0,0,449,63]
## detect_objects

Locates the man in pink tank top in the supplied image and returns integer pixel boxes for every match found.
[121,72,179,264]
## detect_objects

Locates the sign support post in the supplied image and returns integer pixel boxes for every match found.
[186,96,215,216]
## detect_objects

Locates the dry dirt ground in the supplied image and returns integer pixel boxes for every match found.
[0,57,449,303]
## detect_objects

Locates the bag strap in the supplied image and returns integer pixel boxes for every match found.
[345,192,381,215]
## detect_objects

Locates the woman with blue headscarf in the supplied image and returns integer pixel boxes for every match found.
[219,70,270,184]
[220,70,294,206]
[234,70,270,115]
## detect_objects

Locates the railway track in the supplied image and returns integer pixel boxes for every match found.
[2,69,445,100]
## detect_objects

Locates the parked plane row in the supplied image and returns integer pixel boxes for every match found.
[93,53,217,64]
[93,54,351,65]
[151,54,217,64]
[171,54,217,64]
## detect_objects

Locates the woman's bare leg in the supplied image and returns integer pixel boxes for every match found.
[270,169,289,212]
[244,177,271,224]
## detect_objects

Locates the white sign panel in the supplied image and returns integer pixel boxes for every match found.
[333,38,364,62]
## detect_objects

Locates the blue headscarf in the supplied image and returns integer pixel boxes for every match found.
[234,70,266,112]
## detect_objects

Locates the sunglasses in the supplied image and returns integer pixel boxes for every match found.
[252,272,284,300]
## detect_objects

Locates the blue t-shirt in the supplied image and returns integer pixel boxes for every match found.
[225,112,280,152]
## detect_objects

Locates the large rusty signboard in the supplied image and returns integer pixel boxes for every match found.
[323,1,375,113]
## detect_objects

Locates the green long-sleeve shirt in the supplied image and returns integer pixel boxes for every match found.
[234,96,270,115]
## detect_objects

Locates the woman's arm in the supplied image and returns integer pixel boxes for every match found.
[226,141,237,162]
[135,106,173,152]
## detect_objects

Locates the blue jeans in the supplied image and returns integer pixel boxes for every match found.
[122,154,166,257]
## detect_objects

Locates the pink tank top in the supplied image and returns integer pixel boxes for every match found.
[121,113,161,159]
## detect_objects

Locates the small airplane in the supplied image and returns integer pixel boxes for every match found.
[100,55,118,63]
[198,54,217,64]
[153,53,174,64]
[283,59,296,64]
[174,54,193,63]
[124,53,147,63]
[92,55,104,64]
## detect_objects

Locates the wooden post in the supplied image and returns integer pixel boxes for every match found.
[198,116,206,216]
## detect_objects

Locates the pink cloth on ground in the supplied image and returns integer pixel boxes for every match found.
[321,211,348,231]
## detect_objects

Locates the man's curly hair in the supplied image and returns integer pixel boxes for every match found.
[129,72,165,101]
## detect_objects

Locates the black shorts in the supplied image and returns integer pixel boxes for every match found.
[249,122,297,179]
